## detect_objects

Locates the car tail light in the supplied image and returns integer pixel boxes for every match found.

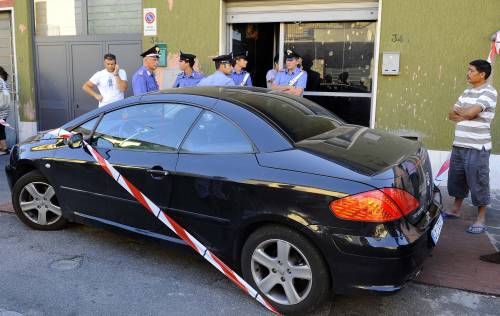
[329,188,420,222]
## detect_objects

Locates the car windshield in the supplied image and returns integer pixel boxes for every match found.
[225,90,343,142]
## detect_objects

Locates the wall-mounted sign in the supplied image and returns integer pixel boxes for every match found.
[157,43,167,67]
[143,8,157,36]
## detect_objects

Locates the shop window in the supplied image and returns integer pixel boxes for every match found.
[304,95,371,127]
[35,0,83,36]
[87,0,141,35]
[284,22,376,93]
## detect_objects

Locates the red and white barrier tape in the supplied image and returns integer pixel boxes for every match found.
[433,156,450,186]
[487,30,500,64]
[49,128,279,315]
[0,119,14,130]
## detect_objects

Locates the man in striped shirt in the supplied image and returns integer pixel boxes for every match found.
[446,59,497,234]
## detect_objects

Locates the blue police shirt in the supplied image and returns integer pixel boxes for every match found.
[197,71,235,86]
[231,70,253,87]
[132,66,159,95]
[172,70,204,88]
[273,67,308,96]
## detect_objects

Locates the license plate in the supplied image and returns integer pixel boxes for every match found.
[431,215,444,245]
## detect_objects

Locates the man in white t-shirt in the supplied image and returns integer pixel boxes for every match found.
[83,53,128,107]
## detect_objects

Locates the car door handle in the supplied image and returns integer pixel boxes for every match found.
[147,168,169,178]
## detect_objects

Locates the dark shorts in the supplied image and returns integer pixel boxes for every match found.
[448,146,490,206]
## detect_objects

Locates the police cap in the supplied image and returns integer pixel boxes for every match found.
[180,51,196,63]
[141,46,161,58]
[212,53,232,64]
[285,49,300,60]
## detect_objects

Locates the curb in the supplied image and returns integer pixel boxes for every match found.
[0,202,14,213]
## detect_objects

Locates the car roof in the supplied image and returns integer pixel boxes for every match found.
[147,86,271,99]
[145,86,305,111]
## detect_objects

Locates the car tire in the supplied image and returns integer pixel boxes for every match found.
[241,225,330,315]
[12,170,67,230]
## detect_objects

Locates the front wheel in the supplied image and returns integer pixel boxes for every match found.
[241,225,330,314]
[12,170,67,230]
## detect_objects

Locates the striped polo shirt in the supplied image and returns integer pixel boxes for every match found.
[453,82,497,150]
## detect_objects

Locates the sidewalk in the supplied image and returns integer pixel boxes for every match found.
[416,187,500,296]
[0,156,499,296]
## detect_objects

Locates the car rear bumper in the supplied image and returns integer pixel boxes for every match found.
[314,199,442,295]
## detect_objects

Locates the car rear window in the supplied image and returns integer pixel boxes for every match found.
[225,90,342,142]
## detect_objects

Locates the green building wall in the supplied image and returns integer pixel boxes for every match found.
[142,0,221,75]
[376,0,500,153]
[14,0,36,122]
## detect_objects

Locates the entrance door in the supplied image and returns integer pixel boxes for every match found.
[36,42,71,130]
[231,23,277,88]
[71,42,103,118]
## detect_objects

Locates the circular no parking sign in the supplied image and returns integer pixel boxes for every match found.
[145,12,156,24]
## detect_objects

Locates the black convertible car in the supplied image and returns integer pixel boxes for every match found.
[6,87,443,314]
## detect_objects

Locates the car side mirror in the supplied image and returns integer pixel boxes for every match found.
[68,133,83,149]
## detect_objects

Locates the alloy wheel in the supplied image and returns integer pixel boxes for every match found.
[18,181,62,226]
[251,239,313,305]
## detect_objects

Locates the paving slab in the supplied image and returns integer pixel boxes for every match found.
[416,187,500,296]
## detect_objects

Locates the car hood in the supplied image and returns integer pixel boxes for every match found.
[19,129,67,144]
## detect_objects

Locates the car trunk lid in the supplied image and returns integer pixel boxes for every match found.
[294,125,435,224]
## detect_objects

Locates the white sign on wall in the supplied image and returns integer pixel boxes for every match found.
[143,8,157,36]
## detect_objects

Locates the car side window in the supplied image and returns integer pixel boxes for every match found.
[181,111,253,154]
[71,117,98,138]
[92,103,201,152]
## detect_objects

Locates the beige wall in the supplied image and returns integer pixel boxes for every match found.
[143,0,221,75]
[376,0,500,152]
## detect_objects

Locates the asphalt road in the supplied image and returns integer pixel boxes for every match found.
[0,211,499,316]
[0,154,10,204]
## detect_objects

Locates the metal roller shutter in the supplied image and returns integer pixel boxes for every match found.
[225,0,378,23]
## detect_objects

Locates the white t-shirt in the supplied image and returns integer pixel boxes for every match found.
[89,69,127,107]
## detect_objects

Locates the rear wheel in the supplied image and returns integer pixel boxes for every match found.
[241,225,330,314]
[12,170,67,230]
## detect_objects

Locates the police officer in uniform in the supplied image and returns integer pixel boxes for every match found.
[231,51,252,87]
[197,54,235,86]
[172,52,204,88]
[132,46,160,95]
[272,49,308,96]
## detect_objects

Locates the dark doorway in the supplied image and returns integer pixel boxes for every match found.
[231,23,277,88]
